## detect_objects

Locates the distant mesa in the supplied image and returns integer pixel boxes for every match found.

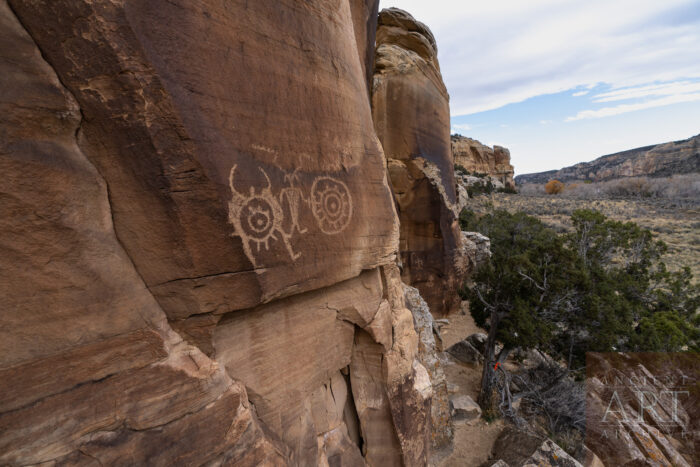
[515,133,700,185]
[451,134,515,189]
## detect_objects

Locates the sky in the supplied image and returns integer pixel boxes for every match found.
[378,0,700,175]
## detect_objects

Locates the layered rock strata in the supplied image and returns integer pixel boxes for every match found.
[372,8,466,317]
[451,135,515,189]
[515,134,700,184]
[0,1,433,465]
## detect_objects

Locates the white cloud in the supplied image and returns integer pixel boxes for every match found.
[591,81,700,102]
[380,0,700,116]
[451,123,472,132]
[565,92,700,121]
[572,90,589,97]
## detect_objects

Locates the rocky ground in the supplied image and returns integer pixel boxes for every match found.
[465,192,700,281]
[437,305,505,467]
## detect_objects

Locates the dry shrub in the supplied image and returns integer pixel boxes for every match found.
[518,183,544,196]
[545,179,564,194]
[525,174,700,205]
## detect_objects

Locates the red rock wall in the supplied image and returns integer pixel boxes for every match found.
[451,135,516,188]
[372,8,466,317]
[0,1,433,465]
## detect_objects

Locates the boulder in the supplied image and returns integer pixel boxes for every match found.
[447,340,484,365]
[462,231,492,273]
[522,439,583,467]
[466,333,489,355]
[449,395,482,424]
[490,427,545,467]
[372,8,467,316]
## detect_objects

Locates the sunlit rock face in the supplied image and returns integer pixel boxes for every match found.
[372,7,467,318]
[451,135,516,189]
[0,0,432,465]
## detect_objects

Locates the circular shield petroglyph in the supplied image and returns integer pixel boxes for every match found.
[311,176,353,234]
[239,196,275,240]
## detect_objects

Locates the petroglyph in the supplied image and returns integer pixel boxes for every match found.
[228,165,300,266]
[228,165,353,266]
[310,177,353,234]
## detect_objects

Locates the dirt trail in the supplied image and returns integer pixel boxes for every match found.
[436,302,505,467]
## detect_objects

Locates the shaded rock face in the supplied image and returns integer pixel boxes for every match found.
[0,0,433,465]
[515,134,700,184]
[404,285,454,457]
[452,135,515,188]
[372,8,466,317]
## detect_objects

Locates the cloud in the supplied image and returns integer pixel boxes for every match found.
[380,0,700,116]
[591,81,700,102]
[565,92,700,121]
[572,90,589,97]
[451,123,472,133]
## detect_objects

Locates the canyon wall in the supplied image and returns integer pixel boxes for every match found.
[372,8,466,318]
[0,1,440,465]
[515,134,700,184]
[451,135,515,188]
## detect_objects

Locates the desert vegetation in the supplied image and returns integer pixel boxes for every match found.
[465,187,700,283]
[520,173,700,207]
[458,207,699,455]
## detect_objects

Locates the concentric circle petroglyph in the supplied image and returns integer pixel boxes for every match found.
[311,176,352,234]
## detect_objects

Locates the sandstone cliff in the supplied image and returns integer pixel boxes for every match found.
[0,1,439,465]
[451,135,515,188]
[515,133,700,184]
[372,8,467,320]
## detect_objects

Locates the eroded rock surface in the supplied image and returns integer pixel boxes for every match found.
[0,2,286,463]
[372,7,466,317]
[452,135,515,189]
[404,284,454,456]
[462,231,492,275]
[0,0,434,465]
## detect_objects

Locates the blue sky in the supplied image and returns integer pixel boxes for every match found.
[379,0,700,175]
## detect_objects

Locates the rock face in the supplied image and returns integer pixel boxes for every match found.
[452,135,515,188]
[0,1,433,465]
[515,134,700,184]
[404,285,454,457]
[585,353,696,467]
[462,231,491,274]
[372,8,466,316]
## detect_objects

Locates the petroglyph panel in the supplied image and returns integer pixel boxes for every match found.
[228,164,354,267]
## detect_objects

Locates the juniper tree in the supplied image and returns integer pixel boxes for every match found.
[461,208,699,415]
